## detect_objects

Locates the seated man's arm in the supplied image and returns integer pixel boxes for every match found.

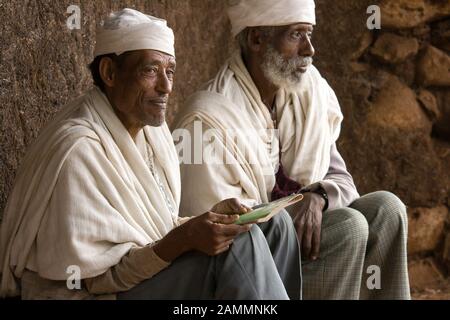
[86,199,251,295]
[305,143,360,211]
[84,243,170,295]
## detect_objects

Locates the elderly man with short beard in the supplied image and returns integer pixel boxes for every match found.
[0,8,302,300]
[173,0,410,300]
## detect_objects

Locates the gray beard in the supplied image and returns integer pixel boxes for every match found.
[261,45,313,89]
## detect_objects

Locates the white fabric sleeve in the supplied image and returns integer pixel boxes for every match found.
[317,143,360,210]
[84,244,170,295]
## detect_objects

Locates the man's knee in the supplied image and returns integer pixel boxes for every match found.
[361,190,408,228]
[330,208,369,248]
[271,209,294,231]
[258,209,294,239]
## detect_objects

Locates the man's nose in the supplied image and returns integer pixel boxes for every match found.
[300,36,315,57]
[155,72,172,95]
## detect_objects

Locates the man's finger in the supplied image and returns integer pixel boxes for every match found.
[302,225,313,259]
[218,239,234,250]
[228,198,251,214]
[310,225,321,261]
[240,204,252,213]
[217,223,251,237]
[208,212,239,224]
[214,239,234,255]
[228,198,242,211]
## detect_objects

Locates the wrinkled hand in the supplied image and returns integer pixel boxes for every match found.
[183,211,252,256]
[154,199,252,262]
[292,192,326,261]
[211,198,251,215]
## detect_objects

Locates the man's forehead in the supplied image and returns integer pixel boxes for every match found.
[131,49,176,65]
[286,22,314,31]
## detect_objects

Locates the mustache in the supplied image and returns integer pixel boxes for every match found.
[147,97,169,104]
[261,45,313,88]
[282,56,313,71]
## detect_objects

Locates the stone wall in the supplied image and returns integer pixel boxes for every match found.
[346,0,450,297]
[0,0,449,297]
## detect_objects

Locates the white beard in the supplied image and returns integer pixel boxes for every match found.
[261,45,313,89]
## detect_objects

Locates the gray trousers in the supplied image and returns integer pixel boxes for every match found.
[118,210,301,300]
[302,191,411,300]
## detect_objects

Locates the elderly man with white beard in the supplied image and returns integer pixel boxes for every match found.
[0,8,302,300]
[173,0,411,300]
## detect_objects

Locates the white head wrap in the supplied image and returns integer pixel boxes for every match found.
[227,0,316,37]
[94,8,175,57]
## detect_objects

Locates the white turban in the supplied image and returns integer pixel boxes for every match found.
[94,8,175,57]
[227,0,316,37]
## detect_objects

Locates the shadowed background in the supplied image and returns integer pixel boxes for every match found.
[0,0,449,299]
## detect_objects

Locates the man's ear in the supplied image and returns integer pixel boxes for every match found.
[99,57,116,88]
[247,28,266,53]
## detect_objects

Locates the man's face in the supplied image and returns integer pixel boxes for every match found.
[261,23,315,88]
[107,49,176,128]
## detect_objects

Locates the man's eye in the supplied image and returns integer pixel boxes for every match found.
[290,31,301,39]
[290,31,313,41]
[143,67,158,75]
[166,69,175,79]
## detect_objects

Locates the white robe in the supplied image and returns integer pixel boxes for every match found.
[0,87,181,297]
[173,51,343,216]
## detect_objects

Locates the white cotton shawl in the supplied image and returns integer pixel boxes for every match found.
[0,87,180,297]
[173,52,342,212]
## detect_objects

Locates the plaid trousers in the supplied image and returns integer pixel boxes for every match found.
[301,191,411,300]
